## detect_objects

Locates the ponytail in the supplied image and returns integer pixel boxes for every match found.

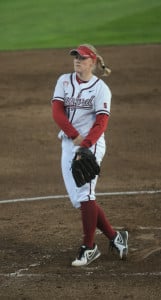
[97,54,111,76]
[79,44,111,76]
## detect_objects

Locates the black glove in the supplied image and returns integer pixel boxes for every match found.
[71,147,100,187]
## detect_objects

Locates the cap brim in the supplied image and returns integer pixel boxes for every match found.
[70,49,89,58]
[70,49,79,56]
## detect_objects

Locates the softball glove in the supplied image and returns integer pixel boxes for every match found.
[71,147,100,187]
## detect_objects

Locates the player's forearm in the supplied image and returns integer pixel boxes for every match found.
[80,114,109,148]
[52,100,79,139]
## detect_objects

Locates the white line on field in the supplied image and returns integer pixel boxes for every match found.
[0,189,161,204]
[96,226,161,233]
[0,271,161,278]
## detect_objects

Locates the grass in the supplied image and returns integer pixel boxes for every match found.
[0,0,161,51]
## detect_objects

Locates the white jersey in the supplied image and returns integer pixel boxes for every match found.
[52,72,111,138]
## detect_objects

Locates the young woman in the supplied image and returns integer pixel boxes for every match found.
[51,44,128,267]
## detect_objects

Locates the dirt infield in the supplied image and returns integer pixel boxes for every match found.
[0,44,161,299]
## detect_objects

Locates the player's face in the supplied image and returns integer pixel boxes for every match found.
[73,54,94,76]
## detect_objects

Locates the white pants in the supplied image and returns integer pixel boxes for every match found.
[61,137,106,208]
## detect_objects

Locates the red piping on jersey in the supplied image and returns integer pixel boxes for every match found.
[70,73,75,97]
[73,72,100,93]
[93,143,97,155]
[69,73,77,123]
[87,144,97,199]
[96,109,110,115]
[78,78,100,93]
[76,74,88,84]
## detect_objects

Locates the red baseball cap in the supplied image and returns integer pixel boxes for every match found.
[70,45,97,60]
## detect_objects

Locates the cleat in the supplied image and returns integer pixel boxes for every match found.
[110,231,128,259]
[72,244,101,267]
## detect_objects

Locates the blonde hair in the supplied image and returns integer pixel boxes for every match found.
[80,43,111,76]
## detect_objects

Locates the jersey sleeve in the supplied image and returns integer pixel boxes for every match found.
[80,114,109,148]
[51,74,66,102]
[94,80,111,115]
[52,101,79,139]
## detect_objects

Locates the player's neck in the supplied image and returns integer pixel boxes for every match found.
[76,72,93,83]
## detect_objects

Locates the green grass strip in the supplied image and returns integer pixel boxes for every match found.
[0,0,161,51]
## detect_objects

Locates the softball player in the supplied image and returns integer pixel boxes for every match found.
[51,44,128,267]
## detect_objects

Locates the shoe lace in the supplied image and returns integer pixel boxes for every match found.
[77,245,86,259]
